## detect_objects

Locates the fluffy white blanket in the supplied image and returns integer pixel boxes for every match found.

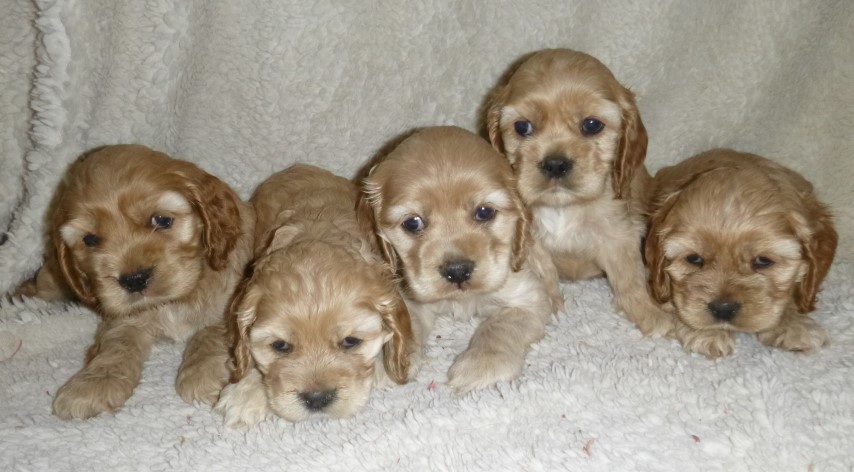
[1,1,852,470]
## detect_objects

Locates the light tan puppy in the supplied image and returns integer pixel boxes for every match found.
[359,126,563,394]
[645,149,837,357]
[486,48,672,336]
[17,144,254,419]
[198,165,413,428]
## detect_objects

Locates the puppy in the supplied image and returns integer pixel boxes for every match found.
[645,149,837,357]
[485,48,672,336]
[17,144,254,419]
[199,164,413,428]
[359,126,563,394]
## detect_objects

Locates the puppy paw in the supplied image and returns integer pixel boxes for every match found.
[52,370,135,420]
[446,348,523,394]
[176,363,229,406]
[634,311,676,338]
[675,325,735,359]
[756,316,829,353]
[214,371,269,430]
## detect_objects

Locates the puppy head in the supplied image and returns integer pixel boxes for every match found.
[229,226,412,422]
[53,145,242,314]
[486,48,647,206]
[359,126,530,304]
[645,160,836,333]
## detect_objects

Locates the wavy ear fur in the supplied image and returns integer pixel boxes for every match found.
[182,169,243,271]
[790,208,838,313]
[485,86,509,154]
[644,190,682,303]
[378,292,414,384]
[356,182,399,275]
[511,191,531,272]
[613,91,648,200]
[54,230,97,307]
[227,276,259,383]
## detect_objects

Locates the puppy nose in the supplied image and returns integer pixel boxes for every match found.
[439,260,475,285]
[539,155,573,179]
[707,299,741,321]
[299,389,336,411]
[118,268,153,293]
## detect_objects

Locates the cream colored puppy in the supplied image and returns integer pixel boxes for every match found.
[645,149,837,357]
[190,165,413,428]
[486,48,672,336]
[359,126,563,394]
[17,144,254,419]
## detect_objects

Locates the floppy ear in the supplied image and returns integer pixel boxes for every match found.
[227,278,260,383]
[511,192,531,272]
[356,183,399,275]
[790,208,838,313]
[54,230,97,307]
[612,90,648,200]
[183,169,244,271]
[644,191,681,304]
[378,291,414,384]
[485,86,509,154]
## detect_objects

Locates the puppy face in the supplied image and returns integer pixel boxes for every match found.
[233,242,403,422]
[646,152,837,333]
[486,48,647,206]
[360,126,529,304]
[54,145,242,316]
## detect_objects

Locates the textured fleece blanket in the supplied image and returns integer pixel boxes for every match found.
[1,1,852,470]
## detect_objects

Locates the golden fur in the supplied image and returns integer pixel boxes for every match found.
[645,149,838,357]
[485,48,671,336]
[359,126,562,394]
[18,144,254,419]
[181,164,413,428]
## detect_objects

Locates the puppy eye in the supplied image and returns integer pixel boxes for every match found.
[752,256,775,270]
[270,340,292,354]
[473,206,497,222]
[82,234,99,247]
[151,215,173,229]
[339,337,363,349]
[685,254,704,267]
[514,120,534,137]
[581,118,605,136]
[402,216,425,234]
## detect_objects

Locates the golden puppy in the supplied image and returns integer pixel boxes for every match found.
[359,126,563,394]
[645,149,837,357]
[17,144,254,419]
[198,164,413,428]
[485,48,672,336]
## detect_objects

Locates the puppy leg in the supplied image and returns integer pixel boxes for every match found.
[176,324,231,405]
[214,369,269,430]
[52,320,155,419]
[447,307,546,394]
[673,319,735,358]
[601,240,674,337]
[756,305,829,352]
[13,263,72,302]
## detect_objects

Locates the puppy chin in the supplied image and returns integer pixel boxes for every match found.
[95,261,204,316]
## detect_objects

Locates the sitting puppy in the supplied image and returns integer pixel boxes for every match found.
[194,164,413,428]
[18,144,254,419]
[485,48,672,336]
[644,149,837,357]
[359,126,563,394]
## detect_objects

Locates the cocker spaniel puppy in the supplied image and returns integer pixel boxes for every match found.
[645,149,837,357]
[359,126,563,394]
[486,48,672,336]
[18,144,254,419]
[195,164,413,428]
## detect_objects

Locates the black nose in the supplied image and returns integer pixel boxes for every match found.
[707,299,741,321]
[118,268,153,293]
[299,389,336,411]
[439,260,475,285]
[539,155,573,179]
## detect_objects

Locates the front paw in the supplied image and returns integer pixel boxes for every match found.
[52,370,135,420]
[213,371,269,430]
[756,316,829,352]
[675,325,735,359]
[176,362,229,406]
[446,348,524,394]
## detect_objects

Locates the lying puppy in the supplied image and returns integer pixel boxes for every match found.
[189,164,413,428]
[645,149,837,357]
[359,126,563,394]
[17,144,254,419]
[485,48,672,336]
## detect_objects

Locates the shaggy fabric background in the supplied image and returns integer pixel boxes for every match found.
[1,0,852,470]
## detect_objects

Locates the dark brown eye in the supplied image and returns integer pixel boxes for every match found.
[581,118,604,136]
[83,234,99,247]
[402,216,425,234]
[473,206,496,222]
[151,215,173,229]
[340,337,362,349]
[270,340,292,354]
[685,254,704,267]
[752,256,775,270]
